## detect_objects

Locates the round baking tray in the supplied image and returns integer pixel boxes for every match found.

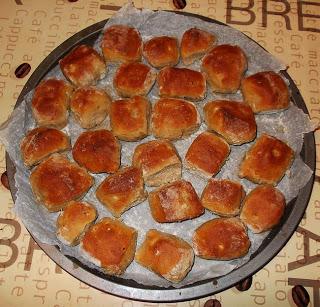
[6,12,315,303]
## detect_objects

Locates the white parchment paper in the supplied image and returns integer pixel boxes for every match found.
[0,3,315,288]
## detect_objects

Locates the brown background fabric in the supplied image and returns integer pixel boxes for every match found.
[0,1,319,306]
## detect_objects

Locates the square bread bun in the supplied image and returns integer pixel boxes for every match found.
[135,229,194,283]
[96,166,147,217]
[30,154,94,212]
[132,139,181,187]
[31,79,73,129]
[80,217,137,276]
[20,127,70,168]
[148,180,204,223]
[60,45,106,87]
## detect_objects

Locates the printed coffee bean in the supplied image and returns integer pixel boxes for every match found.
[204,299,221,307]
[292,285,310,307]
[15,63,31,79]
[173,0,186,10]
[1,171,10,190]
[235,276,253,291]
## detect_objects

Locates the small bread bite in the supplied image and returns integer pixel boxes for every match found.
[192,217,250,260]
[56,201,97,246]
[240,185,285,233]
[239,134,294,185]
[31,79,73,129]
[157,67,206,101]
[201,179,245,217]
[114,62,156,97]
[110,96,149,141]
[72,130,120,174]
[148,180,204,223]
[185,131,230,178]
[135,229,194,283]
[70,86,111,129]
[143,36,179,68]
[181,28,216,65]
[81,218,137,276]
[20,127,70,168]
[201,44,247,93]
[30,154,94,212]
[204,100,256,145]
[132,140,181,187]
[101,25,142,63]
[151,98,200,140]
[96,166,146,217]
[60,45,106,87]
[241,71,290,113]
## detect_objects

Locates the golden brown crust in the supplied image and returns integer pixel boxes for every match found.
[132,140,181,187]
[240,185,285,233]
[70,86,111,129]
[20,127,70,168]
[110,96,149,141]
[31,79,73,129]
[181,28,216,65]
[148,180,204,223]
[157,67,206,101]
[241,71,290,113]
[59,45,106,87]
[30,154,94,212]
[151,98,200,140]
[201,44,247,93]
[114,62,156,97]
[143,36,179,68]
[185,131,230,178]
[101,25,142,63]
[239,134,294,185]
[96,166,147,217]
[203,100,257,145]
[201,179,245,217]
[135,229,194,283]
[72,130,120,174]
[192,217,250,260]
[81,218,137,276]
[56,201,97,246]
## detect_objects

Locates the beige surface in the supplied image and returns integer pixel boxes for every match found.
[0,1,319,306]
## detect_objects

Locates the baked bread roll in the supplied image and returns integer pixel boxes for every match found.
[132,140,181,187]
[192,217,250,260]
[185,131,230,178]
[148,180,204,223]
[30,154,94,212]
[110,96,149,141]
[239,134,294,185]
[203,100,256,145]
[20,127,70,168]
[157,67,206,101]
[151,98,200,140]
[201,44,247,93]
[240,185,285,233]
[80,218,137,276]
[31,79,73,129]
[113,62,156,97]
[135,229,194,283]
[60,45,106,87]
[181,28,216,65]
[96,166,147,217]
[241,71,290,113]
[56,201,97,246]
[201,179,245,217]
[72,130,120,174]
[70,86,111,129]
[143,36,179,68]
[101,25,142,63]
